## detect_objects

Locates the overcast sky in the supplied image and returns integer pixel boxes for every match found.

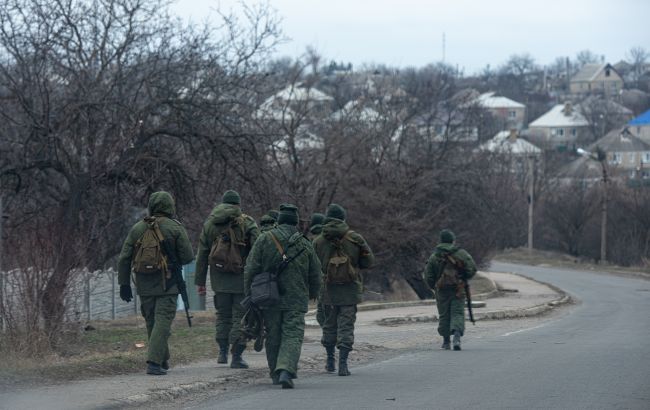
[170,0,650,75]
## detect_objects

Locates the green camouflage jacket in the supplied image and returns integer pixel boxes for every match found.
[313,218,374,305]
[424,242,477,292]
[118,192,195,296]
[195,203,260,293]
[244,224,321,312]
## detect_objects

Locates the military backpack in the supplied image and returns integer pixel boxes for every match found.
[435,249,464,290]
[208,215,247,274]
[132,217,167,274]
[325,232,358,285]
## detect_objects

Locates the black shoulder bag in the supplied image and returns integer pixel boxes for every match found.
[250,233,304,307]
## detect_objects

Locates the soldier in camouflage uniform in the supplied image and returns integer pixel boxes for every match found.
[313,204,374,376]
[244,204,321,389]
[195,190,260,368]
[259,210,278,233]
[424,229,477,351]
[307,212,325,240]
[118,191,195,375]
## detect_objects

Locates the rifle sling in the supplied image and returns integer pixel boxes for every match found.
[268,232,304,278]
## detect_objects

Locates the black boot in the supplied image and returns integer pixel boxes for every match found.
[325,346,336,373]
[146,362,167,376]
[161,360,169,370]
[230,344,249,369]
[217,339,228,364]
[453,330,462,351]
[278,370,294,389]
[338,348,351,376]
[441,336,451,350]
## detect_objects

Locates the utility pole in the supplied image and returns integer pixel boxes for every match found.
[0,197,4,331]
[442,32,446,63]
[577,147,608,264]
[527,156,535,252]
[600,160,608,265]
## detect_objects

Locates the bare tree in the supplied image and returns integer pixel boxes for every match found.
[575,49,601,67]
[0,0,281,344]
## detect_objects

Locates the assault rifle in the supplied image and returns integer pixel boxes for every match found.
[161,238,193,327]
[462,277,475,325]
[446,253,475,325]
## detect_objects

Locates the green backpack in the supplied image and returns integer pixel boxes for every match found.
[325,232,358,285]
[208,215,247,274]
[132,217,167,274]
[435,250,463,289]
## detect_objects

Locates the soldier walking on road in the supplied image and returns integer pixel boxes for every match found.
[118,191,195,375]
[195,190,260,368]
[244,204,321,389]
[424,229,477,351]
[313,204,374,376]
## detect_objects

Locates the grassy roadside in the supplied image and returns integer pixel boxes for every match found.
[493,247,650,279]
[0,311,219,388]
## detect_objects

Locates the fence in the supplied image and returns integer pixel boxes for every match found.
[0,266,212,327]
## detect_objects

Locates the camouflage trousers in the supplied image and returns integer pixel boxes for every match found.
[140,295,177,365]
[435,288,466,337]
[320,304,357,350]
[262,309,306,378]
[214,292,246,346]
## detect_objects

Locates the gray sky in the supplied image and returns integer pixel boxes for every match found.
[170,0,650,74]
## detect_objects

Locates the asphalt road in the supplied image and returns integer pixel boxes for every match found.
[191,263,650,410]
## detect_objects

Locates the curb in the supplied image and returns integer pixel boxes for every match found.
[103,371,268,409]
[305,272,499,317]
[376,273,572,326]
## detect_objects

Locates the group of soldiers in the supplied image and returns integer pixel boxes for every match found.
[117,190,476,389]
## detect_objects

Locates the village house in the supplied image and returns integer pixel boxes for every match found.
[628,108,650,144]
[476,92,527,131]
[570,63,623,97]
[477,129,542,174]
[256,83,334,121]
[561,127,650,183]
[527,102,589,151]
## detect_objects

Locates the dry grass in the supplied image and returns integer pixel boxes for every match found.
[493,247,650,279]
[0,311,218,388]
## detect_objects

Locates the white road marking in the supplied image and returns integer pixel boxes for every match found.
[502,323,548,337]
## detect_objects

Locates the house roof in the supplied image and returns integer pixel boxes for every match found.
[476,92,525,109]
[262,83,333,105]
[571,63,617,83]
[628,109,650,126]
[529,103,589,128]
[559,155,603,179]
[587,127,650,153]
[478,131,541,155]
[332,100,381,122]
[579,96,633,116]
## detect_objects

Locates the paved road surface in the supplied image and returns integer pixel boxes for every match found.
[192,262,650,410]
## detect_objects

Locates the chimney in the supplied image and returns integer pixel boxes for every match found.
[508,129,518,143]
[562,101,573,115]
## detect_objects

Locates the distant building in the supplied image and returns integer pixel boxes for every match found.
[570,63,623,97]
[257,83,333,121]
[476,92,527,131]
[628,109,650,144]
[560,127,650,183]
[528,102,589,151]
[478,129,541,156]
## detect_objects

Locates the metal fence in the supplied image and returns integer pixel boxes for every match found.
[0,263,218,332]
